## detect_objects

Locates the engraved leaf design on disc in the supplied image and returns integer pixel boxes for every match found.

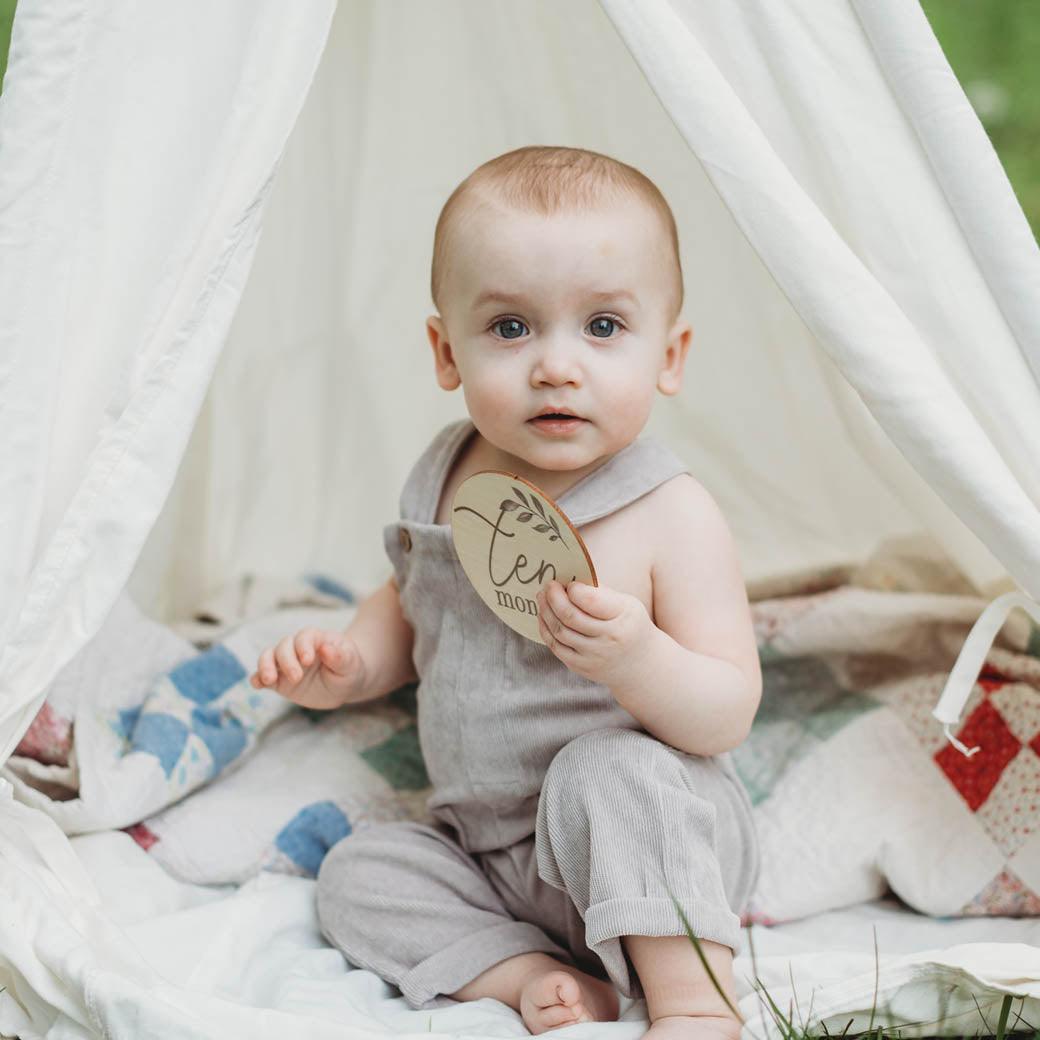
[502,483,569,549]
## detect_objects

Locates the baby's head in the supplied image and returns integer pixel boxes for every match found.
[426,145,692,473]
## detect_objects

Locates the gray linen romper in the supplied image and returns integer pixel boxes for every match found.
[316,417,760,1011]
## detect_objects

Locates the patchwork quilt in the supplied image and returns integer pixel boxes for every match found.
[7,535,1040,923]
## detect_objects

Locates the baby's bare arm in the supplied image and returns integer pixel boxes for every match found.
[347,575,420,701]
[608,475,761,755]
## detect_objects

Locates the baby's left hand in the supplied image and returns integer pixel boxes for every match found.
[536,579,655,688]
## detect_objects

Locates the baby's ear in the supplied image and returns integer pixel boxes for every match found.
[657,319,692,396]
[427,315,461,390]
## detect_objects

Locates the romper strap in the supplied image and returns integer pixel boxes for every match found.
[399,418,473,522]
[556,435,691,527]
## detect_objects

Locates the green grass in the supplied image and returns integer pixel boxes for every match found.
[669,890,1037,1040]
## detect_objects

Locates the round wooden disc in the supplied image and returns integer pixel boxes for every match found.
[450,470,597,644]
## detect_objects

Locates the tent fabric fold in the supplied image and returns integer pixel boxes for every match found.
[849,0,1040,384]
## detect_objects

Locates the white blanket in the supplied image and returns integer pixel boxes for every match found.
[1,811,1037,1040]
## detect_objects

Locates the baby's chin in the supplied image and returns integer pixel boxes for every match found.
[489,422,641,477]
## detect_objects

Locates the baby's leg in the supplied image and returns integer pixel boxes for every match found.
[535,727,758,1039]
[622,935,741,1040]
[316,819,576,1015]
[441,836,623,1032]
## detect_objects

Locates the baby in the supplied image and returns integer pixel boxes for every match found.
[250,146,762,1040]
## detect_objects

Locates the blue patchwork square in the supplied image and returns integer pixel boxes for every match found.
[169,645,245,705]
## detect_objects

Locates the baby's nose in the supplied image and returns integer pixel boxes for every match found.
[531,345,582,385]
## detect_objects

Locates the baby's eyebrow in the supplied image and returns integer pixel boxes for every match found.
[473,290,526,308]
[473,289,639,309]
[581,289,639,309]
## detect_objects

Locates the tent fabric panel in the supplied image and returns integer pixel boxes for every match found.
[127,0,985,621]
[600,0,1040,600]
[629,0,1040,488]
[0,2,92,647]
[0,0,337,765]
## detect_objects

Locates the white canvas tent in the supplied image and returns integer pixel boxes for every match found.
[2,0,1040,1036]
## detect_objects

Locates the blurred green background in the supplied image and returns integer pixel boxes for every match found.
[0,0,12,92]
[919,0,1040,237]
[0,0,1037,238]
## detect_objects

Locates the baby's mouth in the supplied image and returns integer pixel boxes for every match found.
[528,407,586,421]
[528,413,588,430]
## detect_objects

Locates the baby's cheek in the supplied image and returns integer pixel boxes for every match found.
[464,370,516,418]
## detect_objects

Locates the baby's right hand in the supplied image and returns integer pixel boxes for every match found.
[249,628,368,710]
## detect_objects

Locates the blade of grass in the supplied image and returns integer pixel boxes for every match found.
[787,962,806,1035]
[753,976,800,1040]
[752,981,794,1040]
[996,993,1013,1040]
[1008,994,1036,1033]
[667,890,745,1024]
[973,992,994,1034]
[804,983,818,1037]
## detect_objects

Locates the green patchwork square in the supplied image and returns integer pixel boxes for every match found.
[732,655,880,806]
[360,723,430,790]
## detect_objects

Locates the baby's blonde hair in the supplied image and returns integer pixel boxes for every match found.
[431,145,684,324]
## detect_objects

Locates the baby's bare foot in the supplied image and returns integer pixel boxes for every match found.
[519,968,619,1034]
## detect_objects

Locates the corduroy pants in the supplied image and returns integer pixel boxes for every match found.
[316,726,760,1010]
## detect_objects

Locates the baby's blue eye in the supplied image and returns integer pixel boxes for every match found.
[588,317,618,338]
[493,319,527,340]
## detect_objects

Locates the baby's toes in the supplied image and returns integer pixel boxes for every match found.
[539,1003,586,1029]
[524,970,592,1028]
[535,970,580,1007]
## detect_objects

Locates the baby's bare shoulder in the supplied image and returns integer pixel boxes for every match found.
[640,471,717,524]
[642,471,741,575]
[604,473,723,569]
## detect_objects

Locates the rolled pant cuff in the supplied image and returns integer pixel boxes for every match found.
[398,920,572,1009]
[586,897,741,954]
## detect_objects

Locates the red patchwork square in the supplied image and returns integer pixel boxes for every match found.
[935,698,1020,811]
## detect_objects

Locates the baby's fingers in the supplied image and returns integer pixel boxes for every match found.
[274,636,303,684]
[317,633,348,669]
[294,628,322,668]
[251,647,278,688]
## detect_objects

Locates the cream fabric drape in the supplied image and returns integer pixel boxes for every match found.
[0,0,336,764]
[128,0,1039,636]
